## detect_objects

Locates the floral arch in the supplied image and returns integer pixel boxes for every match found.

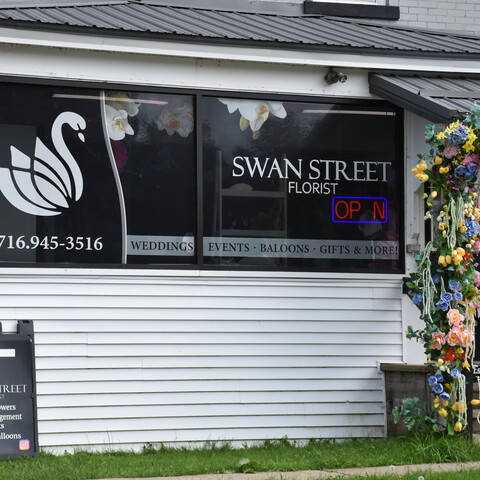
[407,106,480,434]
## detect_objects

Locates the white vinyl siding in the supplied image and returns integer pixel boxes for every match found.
[0,271,402,452]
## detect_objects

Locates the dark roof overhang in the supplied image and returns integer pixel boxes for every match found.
[369,73,480,123]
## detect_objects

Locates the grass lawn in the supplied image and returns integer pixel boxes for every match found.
[0,435,480,480]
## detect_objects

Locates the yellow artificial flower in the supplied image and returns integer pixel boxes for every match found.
[436,132,446,140]
[439,166,449,174]
[453,254,463,265]
[459,225,468,233]
[416,173,429,182]
[438,255,453,267]
[417,160,427,171]
[431,190,438,198]
[463,141,475,152]
[433,156,443,165]
[471,399,480,406]
[454,421,463,432]
[438,408,448,418]
[438,223,447,231]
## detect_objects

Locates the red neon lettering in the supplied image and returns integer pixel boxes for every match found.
[335,200,362,220]
[349,201,361,218]
[335,200,349,220]
[373,201,386,220]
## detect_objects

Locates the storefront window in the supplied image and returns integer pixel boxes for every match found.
[202,96,402,273]
[0,82,403,272]
[0,84,196,265]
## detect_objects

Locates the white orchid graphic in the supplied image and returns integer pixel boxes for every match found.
[0,111,86,216]
[156,102,194,138]
[104,104,134,141]
[219,98,287,137]
[106,93,140,117]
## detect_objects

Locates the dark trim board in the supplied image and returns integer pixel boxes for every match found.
[303,1,400,20]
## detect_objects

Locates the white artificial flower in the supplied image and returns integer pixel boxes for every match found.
[156,102,194,137]
[105,104,134,141]
[106,93,140,117]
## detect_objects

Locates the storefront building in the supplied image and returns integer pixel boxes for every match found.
[0,0,479,453]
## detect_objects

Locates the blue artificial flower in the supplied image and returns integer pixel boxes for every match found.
[432,383,444,394]
[435,374,444,382]
[436,300,449,311]
[454,291,463,302]
[441,292,453,302]
[440,392,450,401]
[467,162,478,175]
[412,293,423,305]
[451,368,460,378]
[428,375,438,386]
[449,280,460,291]
[447,127,468,145]
[465,218,479,238]
[455,165,467,176]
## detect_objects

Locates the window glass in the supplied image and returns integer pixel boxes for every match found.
[202,96,402,272]
[0,84,195,265]
[105,91,196,264]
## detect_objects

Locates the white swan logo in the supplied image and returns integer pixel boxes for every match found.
[0,111,86,216]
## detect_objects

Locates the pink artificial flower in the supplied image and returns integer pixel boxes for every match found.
[430,331,446,350]
[446,327,462,346]
[458,327,473,348]
[444,144,460,159]
[473,242,480,254]
[463,153,479,165]
[475,270,480,287]
[110,140,128,172]
[447,308,464,327]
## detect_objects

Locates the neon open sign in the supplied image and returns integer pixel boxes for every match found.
[332,197,388,224]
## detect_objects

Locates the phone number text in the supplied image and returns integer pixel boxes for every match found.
[0,236,103,251]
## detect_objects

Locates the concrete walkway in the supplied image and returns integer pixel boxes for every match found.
[90,461,480,480]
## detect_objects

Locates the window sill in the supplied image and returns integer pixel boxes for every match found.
[303,2,400,20]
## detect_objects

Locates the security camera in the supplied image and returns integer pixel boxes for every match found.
[325,69,348,85]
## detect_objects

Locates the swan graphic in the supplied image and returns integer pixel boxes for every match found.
[0,111,86,216]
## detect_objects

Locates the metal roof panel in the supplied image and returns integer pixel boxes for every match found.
[369,74,480,123]
[0,2,478,56]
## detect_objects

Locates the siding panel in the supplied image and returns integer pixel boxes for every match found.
[0,272,402,451]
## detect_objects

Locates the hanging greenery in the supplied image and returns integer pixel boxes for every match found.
[406,106,480,435]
